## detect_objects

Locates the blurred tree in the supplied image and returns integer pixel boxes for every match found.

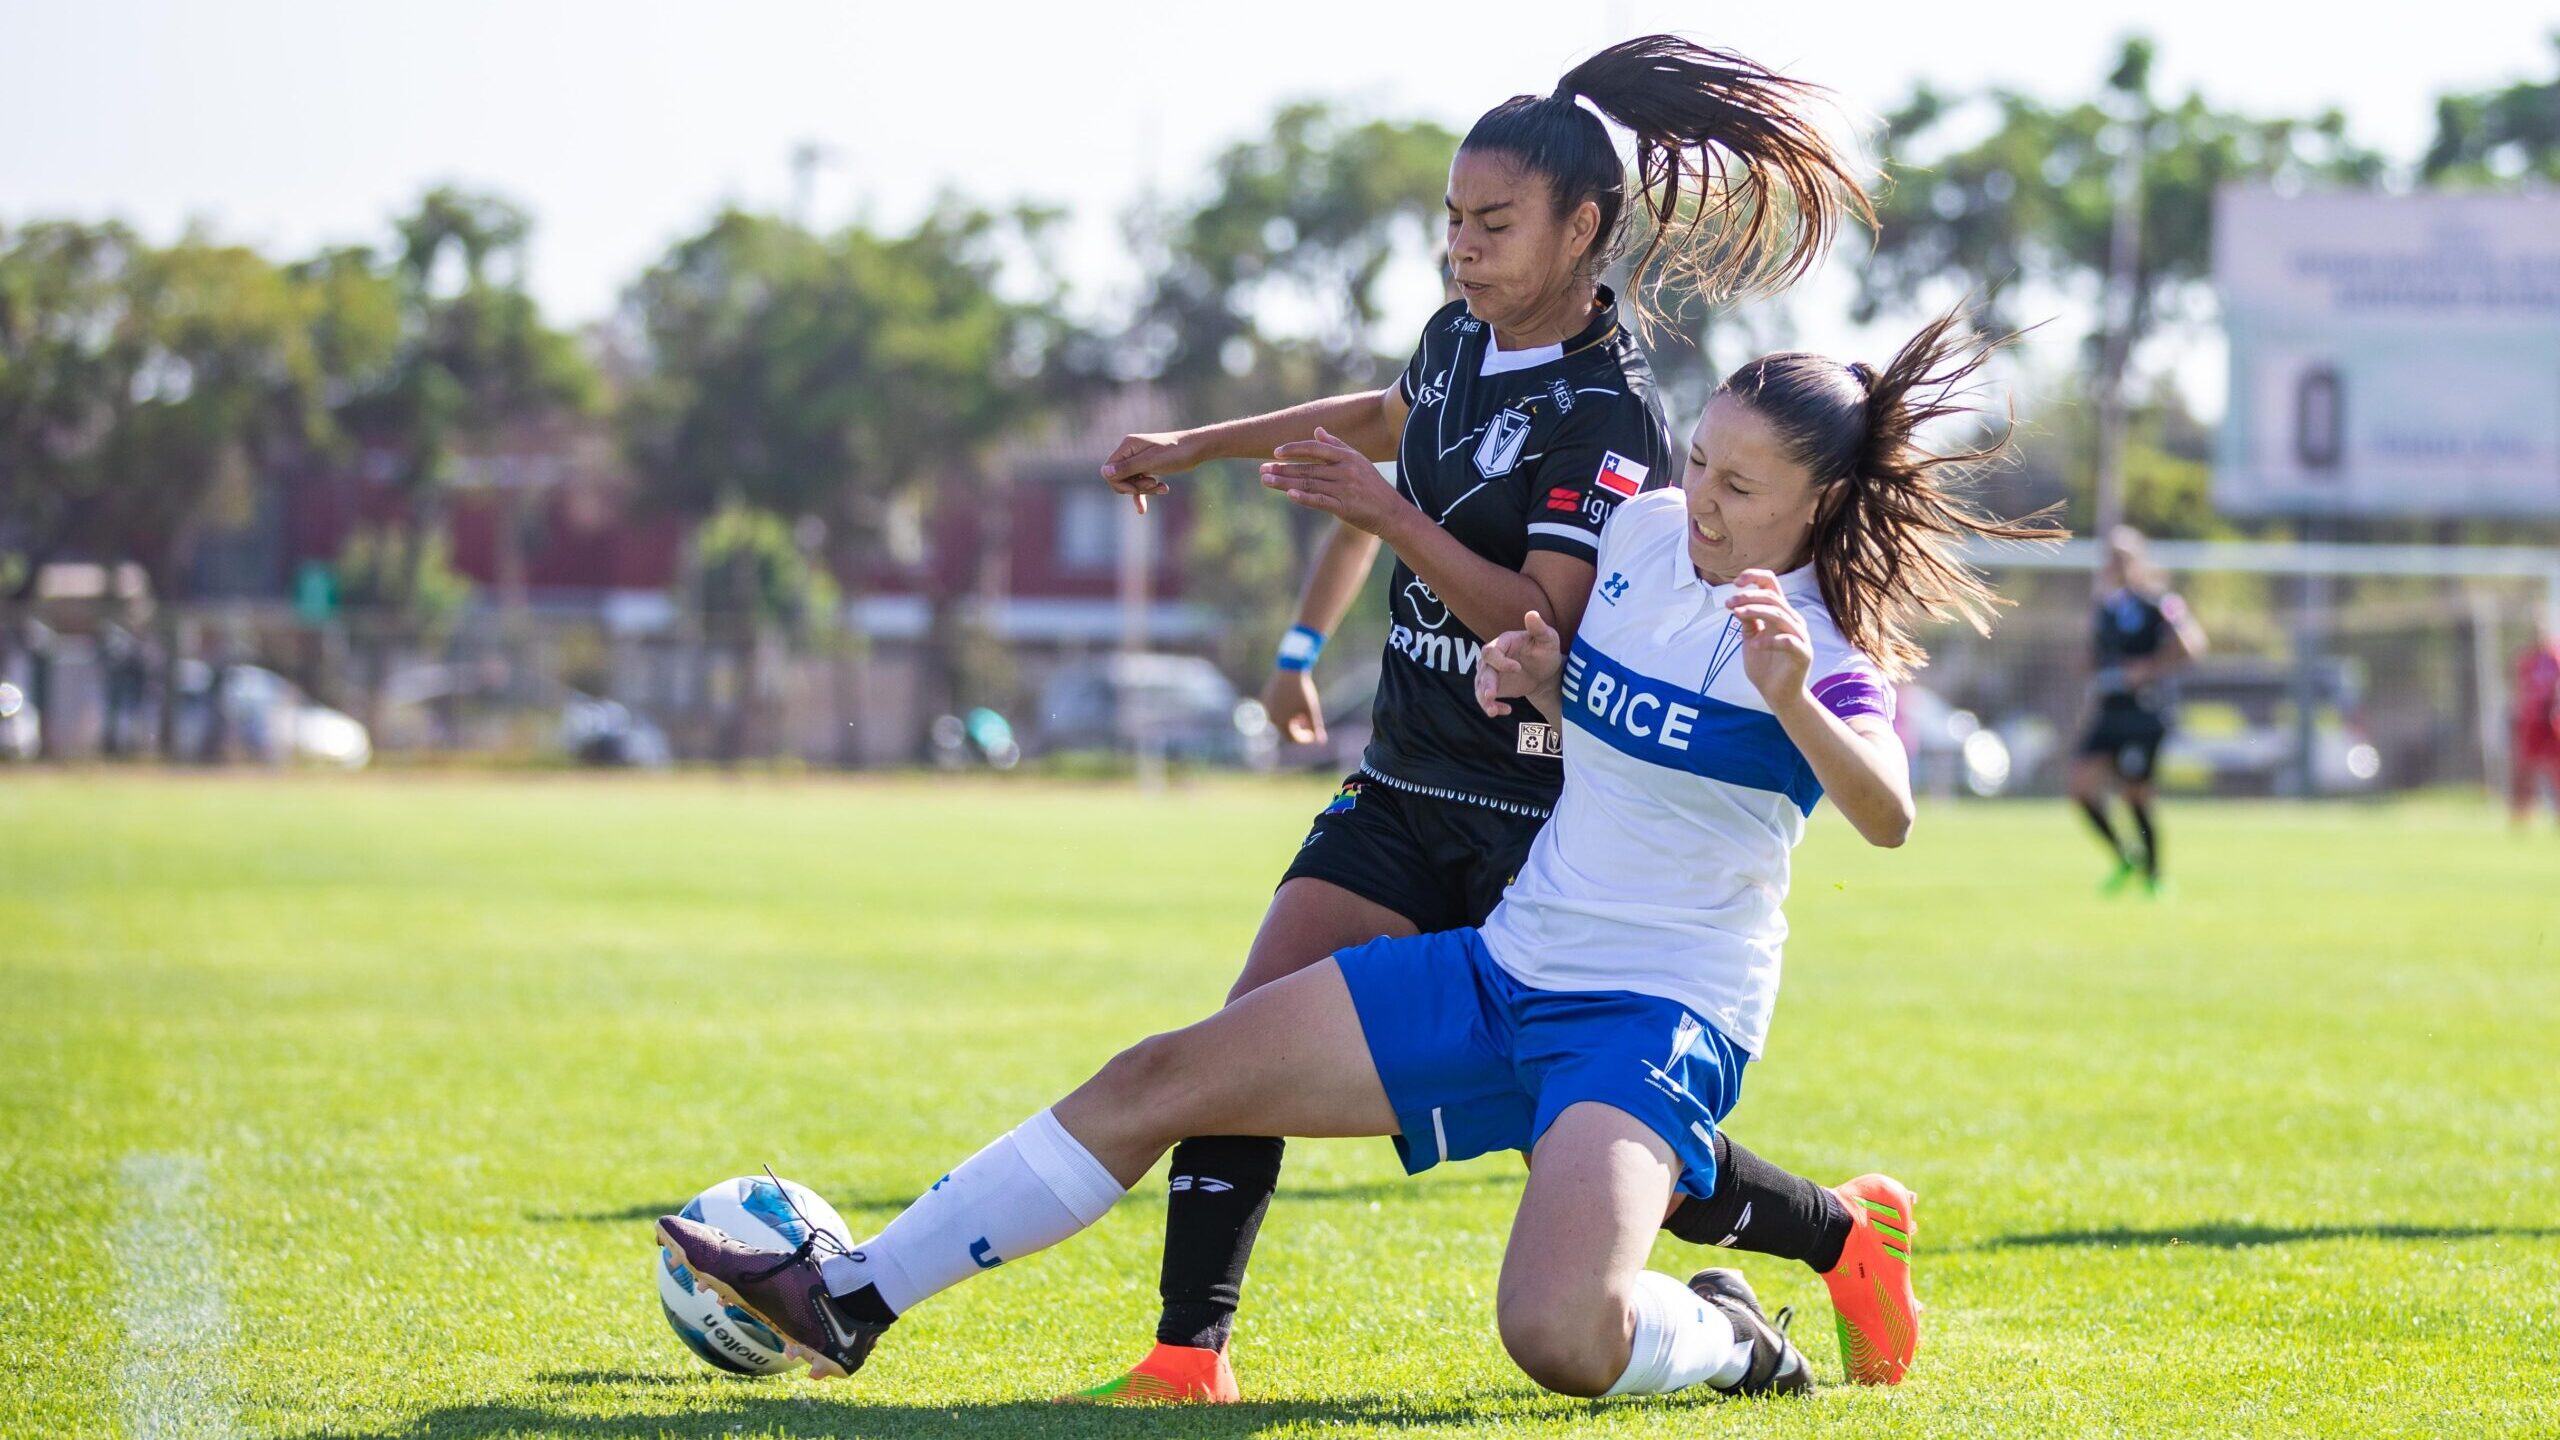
[1124,103,1458,677]
[1854,38,2386,532]
[622,202,1081,759]
[0,223,149,584]
[683,503,837,634]
[0,221,150,748]
[333,524,472,641]
[1859,40,2385,337]
[89,236,330,753]
[336,187,598,728]
[676,503,838,761]
[2422,36,2560,184]
[1134,103,1459,397]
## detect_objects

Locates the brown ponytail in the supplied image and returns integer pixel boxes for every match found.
[1719,310,2065,680]
[1463,34,1873,336]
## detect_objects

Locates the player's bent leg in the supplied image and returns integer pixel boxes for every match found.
[666,960,1398,1383]
[1496,1103,1678,1396]
[2122,777,2164,895]
[1662,1133,1853,1267]
[1054,957,1398,1172]
[2069,757,2136,887]
[2067,754,2111,807]
[1076,882,1422,1404]
[1497,1102,1809,1400]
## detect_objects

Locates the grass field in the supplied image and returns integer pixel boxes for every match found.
[5,772,2557,1439]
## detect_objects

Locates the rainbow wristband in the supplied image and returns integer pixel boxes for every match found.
[1275,625,1325,673]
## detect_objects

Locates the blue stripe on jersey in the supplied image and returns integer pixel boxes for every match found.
[1560,638,1823,814]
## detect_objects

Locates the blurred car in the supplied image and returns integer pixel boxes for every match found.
[2155,658,2381,796]
[174,662,371,768]
[0,681,37,760]
[1895,684,2013,797]
[558,692,673,768]
[1037,653,1276,767]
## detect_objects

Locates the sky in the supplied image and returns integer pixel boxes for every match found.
[4,0,2553,410]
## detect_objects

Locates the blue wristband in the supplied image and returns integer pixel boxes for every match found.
[1275,625,1325,672]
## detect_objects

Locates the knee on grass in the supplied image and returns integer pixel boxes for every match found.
[1497,1290,1633,1398]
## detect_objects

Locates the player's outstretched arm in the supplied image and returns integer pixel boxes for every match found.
[1262,428,1596,649]
[1102,383,1408,512]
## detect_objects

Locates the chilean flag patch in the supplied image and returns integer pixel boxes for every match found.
[1593,451,1648,498]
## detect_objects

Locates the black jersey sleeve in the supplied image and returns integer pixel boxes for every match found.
[1520,394,1674,565]
[1396,300,1469,406]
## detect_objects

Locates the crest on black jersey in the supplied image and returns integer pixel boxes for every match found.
[1474,408,1533,478]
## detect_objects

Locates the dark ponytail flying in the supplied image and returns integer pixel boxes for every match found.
[1719,311,2065,680]
[1462,34,1872,336]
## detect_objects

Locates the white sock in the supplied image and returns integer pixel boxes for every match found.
[1603,1270,1752,1396]
[816,1108,1126,1315]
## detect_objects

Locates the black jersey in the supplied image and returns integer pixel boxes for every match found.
[2091,588,2188,709]
[1361,290,1675,814]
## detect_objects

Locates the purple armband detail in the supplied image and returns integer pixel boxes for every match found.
[1811,671,1895,722]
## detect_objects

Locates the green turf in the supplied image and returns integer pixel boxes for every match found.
[5,773,2555,1438]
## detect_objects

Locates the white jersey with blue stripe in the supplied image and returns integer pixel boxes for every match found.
[1476,489,1895,1057]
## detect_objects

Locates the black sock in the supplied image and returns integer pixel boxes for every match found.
[1154,1135,1284,1350]
[2129,799,2159,878]
[824,1282,898,1328]
[2077,797,2128,864]
[1664,1133,1855,1274]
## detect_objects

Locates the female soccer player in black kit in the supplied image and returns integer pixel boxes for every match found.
[1084,36,1918,1401]
[2070,526,2208,895]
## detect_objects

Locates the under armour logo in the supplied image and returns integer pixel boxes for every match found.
[1600,572,1631,604]
[1168,1175,1236,1194]
[969,1237,1003,1268]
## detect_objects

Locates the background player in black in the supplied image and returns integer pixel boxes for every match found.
[2070,526,2208,895]
[1084,36,1873,1402]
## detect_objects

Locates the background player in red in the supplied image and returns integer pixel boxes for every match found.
[2510,617,2560,828]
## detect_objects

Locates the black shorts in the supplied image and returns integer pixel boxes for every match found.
[2079,704,2169,783]
[1278,772,1549,935]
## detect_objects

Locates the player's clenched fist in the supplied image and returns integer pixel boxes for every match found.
[1724,568,1814,704]
[1476,609,1565,719]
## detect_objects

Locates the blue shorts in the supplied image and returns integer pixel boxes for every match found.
[1334,928,1747,1199]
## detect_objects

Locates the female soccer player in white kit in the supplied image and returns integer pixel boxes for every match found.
[659,310,2058,1402]
[1083,33,1879,1403]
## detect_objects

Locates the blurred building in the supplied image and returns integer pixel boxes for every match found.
[37,390,1219,765]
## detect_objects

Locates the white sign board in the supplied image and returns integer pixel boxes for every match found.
[2213,188,2560,518]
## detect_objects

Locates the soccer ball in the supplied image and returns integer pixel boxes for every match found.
[656,1174,853,1375]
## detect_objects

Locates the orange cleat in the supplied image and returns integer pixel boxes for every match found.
[1821,1173,1921,1385]
[1059,1341,1240,1405]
